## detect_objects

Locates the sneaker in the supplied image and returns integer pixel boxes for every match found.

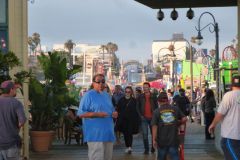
[128,147,132,154]
[125,148,132,154]
[151,147,155,153]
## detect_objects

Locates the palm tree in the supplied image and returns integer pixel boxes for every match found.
[28,32,41,56]
[28,37,35,56]
[106,42,118,67]
[105,42,119,78]
[64,39,76,69]
[32,33,41,53]
[99,45,107,61]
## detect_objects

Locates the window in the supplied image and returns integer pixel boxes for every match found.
[0,0,7,24]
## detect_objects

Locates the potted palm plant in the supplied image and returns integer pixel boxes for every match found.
[0,50,32,94]
[29,51,72,152]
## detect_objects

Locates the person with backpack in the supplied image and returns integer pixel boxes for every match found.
[173,88,191,117]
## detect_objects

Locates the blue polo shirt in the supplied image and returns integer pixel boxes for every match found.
[77,89,115,142]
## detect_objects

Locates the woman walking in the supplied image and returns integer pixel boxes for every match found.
[116,86,140,154]
[201,89,216,139]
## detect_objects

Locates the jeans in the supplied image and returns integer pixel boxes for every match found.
[221,138,240,160]
[0,145,20,160]
[157,146,179,160]
[141,117,153,152]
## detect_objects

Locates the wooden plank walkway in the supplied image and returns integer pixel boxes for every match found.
[30,121,224,160]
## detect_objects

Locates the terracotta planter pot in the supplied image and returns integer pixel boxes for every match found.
[30,131,52,152]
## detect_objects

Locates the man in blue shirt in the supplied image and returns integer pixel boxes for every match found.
[77,74,118,160]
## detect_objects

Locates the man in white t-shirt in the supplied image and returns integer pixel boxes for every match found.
[209,75,240,160]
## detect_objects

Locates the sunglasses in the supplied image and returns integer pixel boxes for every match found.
[125,91,131,93]
[93,80,105,84]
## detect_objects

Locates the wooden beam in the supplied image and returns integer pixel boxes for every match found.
[135,0,237,9]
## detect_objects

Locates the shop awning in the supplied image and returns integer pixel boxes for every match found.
[149,79,166,89]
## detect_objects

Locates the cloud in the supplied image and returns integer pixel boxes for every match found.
[29,1,237,61]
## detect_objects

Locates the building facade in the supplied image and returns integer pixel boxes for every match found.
[1,0,29,158]
[152,38,189,89]
[53,43,114,87]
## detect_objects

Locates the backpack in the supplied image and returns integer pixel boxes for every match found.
[175,95,191,116]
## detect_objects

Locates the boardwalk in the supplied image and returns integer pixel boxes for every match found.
[30,121,224,160]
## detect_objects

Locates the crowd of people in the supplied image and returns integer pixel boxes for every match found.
[76,73,240,160]
[1,73,240,160]
[76,74,199,160]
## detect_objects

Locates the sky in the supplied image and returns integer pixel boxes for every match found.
[28,0,237,63]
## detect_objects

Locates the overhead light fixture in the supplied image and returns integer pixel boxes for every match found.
[186,8,194,19]
[171,8,178,20]
[157,9,164,21]
[195,31,203,45]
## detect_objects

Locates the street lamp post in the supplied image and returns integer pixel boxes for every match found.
[156,42,193,97]
[168,42,194,98]
[170,40,194,101]
[157,47,170,63]
[187,43,194,102]
[194,49,214,84]
[195,12,220,103]
[167,44,177,90]
[156,47,175,88]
